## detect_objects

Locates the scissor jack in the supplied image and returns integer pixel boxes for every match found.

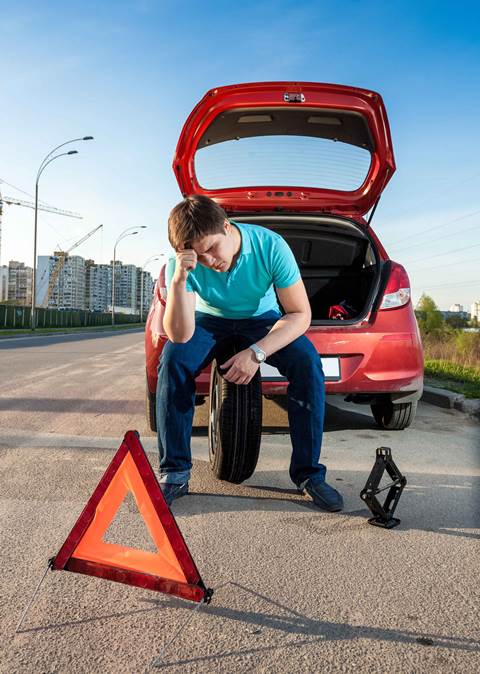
[360,447,407,528]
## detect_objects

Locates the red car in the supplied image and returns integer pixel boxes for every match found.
[145,81,423,483]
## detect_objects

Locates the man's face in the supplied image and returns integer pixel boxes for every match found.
[187,220,236,272]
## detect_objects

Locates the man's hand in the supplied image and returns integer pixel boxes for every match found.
[173,246,197,284]
[220,349,261,385]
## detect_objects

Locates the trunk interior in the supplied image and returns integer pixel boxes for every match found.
[233,214,381,323]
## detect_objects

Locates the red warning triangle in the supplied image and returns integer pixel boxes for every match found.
[52,431,210,603]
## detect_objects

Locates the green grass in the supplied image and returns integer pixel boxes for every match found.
[424,359,480,399]
[0,323,145,337]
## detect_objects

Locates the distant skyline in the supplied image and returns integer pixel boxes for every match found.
[1,0,479,310]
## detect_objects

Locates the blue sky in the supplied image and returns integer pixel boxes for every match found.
[1,0,479,309]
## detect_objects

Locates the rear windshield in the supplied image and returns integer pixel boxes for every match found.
[195,135,372,192]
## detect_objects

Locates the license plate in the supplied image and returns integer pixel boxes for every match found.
[260,356,341,382]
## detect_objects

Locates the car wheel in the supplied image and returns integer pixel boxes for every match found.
[371,401,417,430]
[146,381,157,433]
[208,359,262,483]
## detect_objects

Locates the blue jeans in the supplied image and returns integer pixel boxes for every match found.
[156,310,326,487]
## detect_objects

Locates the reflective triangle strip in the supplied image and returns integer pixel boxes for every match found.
[52,431,209,603]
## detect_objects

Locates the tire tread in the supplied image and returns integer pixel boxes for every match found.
[209,361,262,483]
[371,401,417,430]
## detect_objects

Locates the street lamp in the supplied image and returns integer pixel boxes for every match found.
[31,136,94,330]
[140,254,164,323]
[111,226,147,326]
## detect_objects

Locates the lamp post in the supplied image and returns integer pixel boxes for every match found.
[139,254,163,323]
[31,136,94,330]
[112,226,147,326]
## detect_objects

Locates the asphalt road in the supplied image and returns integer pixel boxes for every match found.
[0,329,479,674]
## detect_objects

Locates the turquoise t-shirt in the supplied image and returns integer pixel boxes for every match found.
[165,221,300,319]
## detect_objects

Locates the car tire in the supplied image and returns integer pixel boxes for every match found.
[371,401,417,430]
[146,381,157,433]
[208,359,262,483]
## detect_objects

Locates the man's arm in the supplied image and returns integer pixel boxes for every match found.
[255,279,311,356]
[220,279,311,385]
[163,280,196,343]
[163,249,197,343]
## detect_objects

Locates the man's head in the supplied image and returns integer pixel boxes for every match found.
[168,195,239,272]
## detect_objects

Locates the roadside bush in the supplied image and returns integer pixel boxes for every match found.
[455,331,480,361]
[416,296,480,394]
[424,359,480,398]
[422,332,480,370]
[424,359,480,384]
[446,314,469,329]
[415,294,480,370]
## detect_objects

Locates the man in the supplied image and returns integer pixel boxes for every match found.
[157,194,343,512]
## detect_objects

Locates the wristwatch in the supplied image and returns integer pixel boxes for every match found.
[249,343,266,363]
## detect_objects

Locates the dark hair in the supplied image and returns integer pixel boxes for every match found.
[168,195,227,250]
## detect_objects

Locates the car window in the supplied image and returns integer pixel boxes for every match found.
[195,135,371,192]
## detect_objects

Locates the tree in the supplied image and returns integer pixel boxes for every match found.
[446,315,469,329]
[415,294,446,336]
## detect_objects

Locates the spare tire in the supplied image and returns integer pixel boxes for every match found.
[208,359,262,483]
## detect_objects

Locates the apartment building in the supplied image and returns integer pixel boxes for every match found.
[471,301,480,322]
[112,261,138,312]
[8,252,155,314]
[0,265,8,302]
[136,269,155,315]
[85,260,111,312]
[37,254,86,309]
[8,261,32,305]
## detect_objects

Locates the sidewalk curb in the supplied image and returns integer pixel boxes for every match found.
[0,326,144,340]
[422,385,480,420]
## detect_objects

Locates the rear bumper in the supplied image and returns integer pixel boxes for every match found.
[146,310,424,403]
[191,366,424,401]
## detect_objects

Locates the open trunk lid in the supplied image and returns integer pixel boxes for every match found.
[174,81,396,216]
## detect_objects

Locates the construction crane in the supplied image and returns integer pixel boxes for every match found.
[0,194,81,217]
[42,224,103,307]
[0,181,82,265]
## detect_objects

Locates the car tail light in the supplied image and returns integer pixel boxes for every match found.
[158,264,167,305]
[379,262,411,310]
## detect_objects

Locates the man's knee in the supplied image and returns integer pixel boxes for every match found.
[158,341,211,376]
[158,341,198,374]
[277,337,323,379]
[287,337,319,364]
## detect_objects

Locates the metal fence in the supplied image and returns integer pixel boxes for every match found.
[0,305,141,329]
